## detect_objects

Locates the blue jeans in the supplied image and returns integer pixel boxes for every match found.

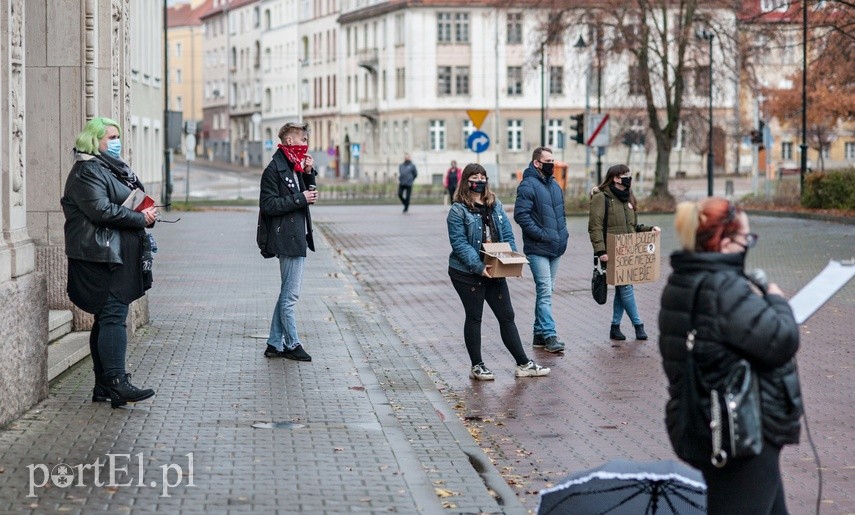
[89,293,129,381]
[612,285,642,326]
[267,256,305,351]
[527,254,560,337]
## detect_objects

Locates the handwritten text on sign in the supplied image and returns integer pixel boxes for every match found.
[606,232,660,285]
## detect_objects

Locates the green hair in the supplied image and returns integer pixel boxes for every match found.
[74,117,122,154]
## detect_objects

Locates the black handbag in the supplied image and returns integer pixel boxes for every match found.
[591,194,609,304]
[592,259,607,305]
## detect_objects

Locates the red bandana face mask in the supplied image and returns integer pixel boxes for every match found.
[278,144,308,172]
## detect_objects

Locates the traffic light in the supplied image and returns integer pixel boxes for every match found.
[750,120,765,147]
[570,113,585,145]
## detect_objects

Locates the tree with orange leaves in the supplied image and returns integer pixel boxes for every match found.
[766,4,855,171]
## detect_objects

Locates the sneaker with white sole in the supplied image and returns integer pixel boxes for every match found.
[469,363,495,381]
[515,360,550,378]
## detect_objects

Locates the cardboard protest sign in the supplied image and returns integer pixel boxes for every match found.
[606,232,660,285]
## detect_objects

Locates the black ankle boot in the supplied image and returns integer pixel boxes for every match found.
[108,374,155,409]
[92,382,112,403]
[634,324,648,340]
[610,324,626,340]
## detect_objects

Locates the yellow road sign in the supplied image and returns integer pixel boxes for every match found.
[466,110,490,130]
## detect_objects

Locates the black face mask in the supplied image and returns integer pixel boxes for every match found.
[620,176,632,188]
[469,180,487,194]
[540,162,554,176]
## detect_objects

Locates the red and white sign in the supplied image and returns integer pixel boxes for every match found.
[586,113,611,147]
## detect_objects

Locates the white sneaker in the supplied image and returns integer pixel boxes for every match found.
[469,363,495,381]
[515,360,550,378]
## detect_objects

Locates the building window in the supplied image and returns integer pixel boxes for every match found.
[395,14,405,45]
[462,120,474,148]
[846,142,855,160]
[782,141,793,161]
[396,67,405,98]
[430,120,446,150]
[629,65,644,95]
[437,66,452,96]
[549,66,563,95]
[761,0,788,12]
[437,13,452,43]
[455,66,469,95]
[175,42,183,57]
[175,69,182,84]
[455,13,469,43]
[507,119,522,151]
[821,146,830,159]
[507,13,522,45]
[548,119,564,148]
[507,66,523,96]
[175,96,183,110]
[694,66,710,96]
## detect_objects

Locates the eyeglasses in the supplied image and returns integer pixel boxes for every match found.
[735,232,759,248]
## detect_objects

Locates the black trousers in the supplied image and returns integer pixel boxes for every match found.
[698,443,788,515]
[89,293,130,382]
[397,185,412,211]
[449,273,529,367]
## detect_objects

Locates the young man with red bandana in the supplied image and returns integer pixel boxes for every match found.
[258,122,318,362]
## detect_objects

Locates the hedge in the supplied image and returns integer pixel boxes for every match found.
[802,168,855,210]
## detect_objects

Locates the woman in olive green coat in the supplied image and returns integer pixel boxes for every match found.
[588,164,660,340]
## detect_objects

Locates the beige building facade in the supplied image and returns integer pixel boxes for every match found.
[1,0,155,427]
[168,1,209,156]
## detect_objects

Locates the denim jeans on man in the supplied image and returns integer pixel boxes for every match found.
[528,254,561,337]
[613,284,642,326]
[89,293,129,381]
[267,255,305,351]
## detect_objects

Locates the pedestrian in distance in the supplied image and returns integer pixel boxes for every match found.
[61,117,157,409]
[513,147,568,354]
[447,163,550,381]
[443,160,461,205]
[588,164,660,341]
[398,153,418,213]
[257,122,318,362]
[659,197,802,514]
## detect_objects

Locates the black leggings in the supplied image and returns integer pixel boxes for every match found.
[698,443,788,515]
[450,274,529,367]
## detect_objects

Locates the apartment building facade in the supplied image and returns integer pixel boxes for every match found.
[200,1,234,161]
[168,0,210,156]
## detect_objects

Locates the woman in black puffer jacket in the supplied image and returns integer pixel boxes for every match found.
[659,197,803,515]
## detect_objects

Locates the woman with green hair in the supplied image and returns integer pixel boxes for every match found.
[61,116,158,408]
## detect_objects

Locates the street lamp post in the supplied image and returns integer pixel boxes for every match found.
[540,41,546,147]
[800,0,808,194]
[697,28,715,197]
[573,34,599,191]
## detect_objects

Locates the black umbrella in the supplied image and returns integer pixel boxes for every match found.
[536,459,706,515]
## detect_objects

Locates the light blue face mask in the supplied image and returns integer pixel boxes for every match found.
[105,138,122,159]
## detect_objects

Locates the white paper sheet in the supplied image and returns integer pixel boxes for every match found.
[788,259,855,324]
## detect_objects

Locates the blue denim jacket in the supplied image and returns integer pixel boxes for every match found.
[447,199,518,275]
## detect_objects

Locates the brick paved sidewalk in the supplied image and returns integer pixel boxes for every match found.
[317,204,854,514]
[0,210,524,514]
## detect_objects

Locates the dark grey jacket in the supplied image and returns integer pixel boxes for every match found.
[398,160,417,186]
[258,149,316,257]
[659,251,803,460]
[61,153,148,264]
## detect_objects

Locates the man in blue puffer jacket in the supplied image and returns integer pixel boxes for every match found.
[514,147,569,353]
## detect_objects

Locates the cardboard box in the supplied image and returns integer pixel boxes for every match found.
[481,242,529,278]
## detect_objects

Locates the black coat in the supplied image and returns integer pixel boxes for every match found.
[61,153,151,312]
[258,150,316,257]
[658,251,803,456]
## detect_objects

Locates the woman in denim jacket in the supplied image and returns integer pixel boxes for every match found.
[447,163,550,381]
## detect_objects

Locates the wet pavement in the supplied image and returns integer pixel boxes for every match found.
[0,201,852,514]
